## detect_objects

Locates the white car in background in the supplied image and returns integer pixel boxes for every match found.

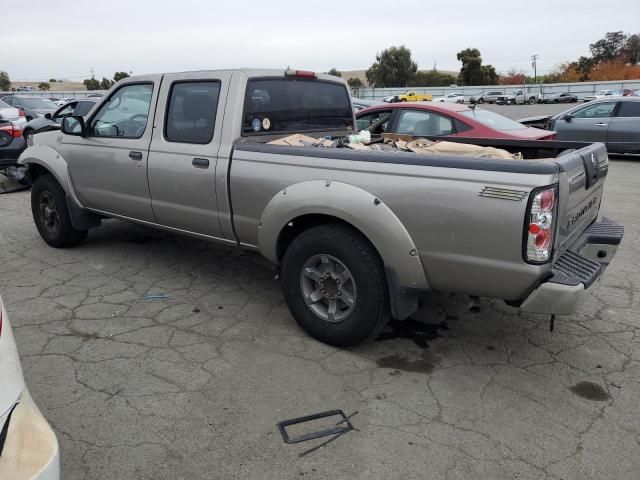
[433,93,465,103]
[583,89,622,102]
[0,296,60,480]
[54,98,73,107]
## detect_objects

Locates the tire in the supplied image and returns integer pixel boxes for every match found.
[31,173,87,248]
[571,98,577,103]
[477,98,484,104]
[528,97,536,105]
[281,224,389,347]
[553,99,559,104]
[401,98,407,102]
[26,116,33,122]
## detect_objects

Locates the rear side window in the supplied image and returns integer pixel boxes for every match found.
[165,81,221,144]
[616,101,640,117]
[396,110,454,136]
[74,101,95,116]
[242,78,353,135]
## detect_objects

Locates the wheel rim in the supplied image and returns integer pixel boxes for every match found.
[299,254,357,323]
[39,191,60,234]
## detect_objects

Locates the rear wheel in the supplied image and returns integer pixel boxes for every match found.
[31,173,87,248]
[281,224,388,347]
[401,98,407,102]
[528,97,536,105]
[477,98,484,104]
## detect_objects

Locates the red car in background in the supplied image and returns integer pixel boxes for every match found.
[355,102,556,141]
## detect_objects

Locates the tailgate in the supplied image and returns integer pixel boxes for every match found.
[553,143,608,254]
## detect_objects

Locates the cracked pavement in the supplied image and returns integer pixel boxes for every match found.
[1,158,639,479]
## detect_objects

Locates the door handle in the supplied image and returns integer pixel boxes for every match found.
[192,158,210,168]
[595,123,608,126]
[129,151,143,160]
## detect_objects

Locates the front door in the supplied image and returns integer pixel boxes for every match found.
[556,101,616,143]
[61,80,159,222]
[147,72,231,237]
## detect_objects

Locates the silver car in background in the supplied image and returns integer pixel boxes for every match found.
[549,97,640,153]
[0,100,27,130]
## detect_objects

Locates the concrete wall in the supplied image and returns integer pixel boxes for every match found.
[354,79,640,101]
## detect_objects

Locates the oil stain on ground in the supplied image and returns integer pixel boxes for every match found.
[375,318,449,373]
[570,381,611,401]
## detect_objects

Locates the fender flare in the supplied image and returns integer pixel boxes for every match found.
[257,180,429,319]
[18,145,101,230]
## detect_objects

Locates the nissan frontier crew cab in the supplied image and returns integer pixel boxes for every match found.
[18,69,623,347]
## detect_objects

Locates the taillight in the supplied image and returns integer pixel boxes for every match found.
[0,123,21,138]
[524,185,557,263]
[285,69,317,78]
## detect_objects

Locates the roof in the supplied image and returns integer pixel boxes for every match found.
[361,101,471,114]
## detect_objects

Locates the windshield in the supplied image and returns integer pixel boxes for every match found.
[242,77,353,135]
[21,98,57,109]
[461,109,526,131]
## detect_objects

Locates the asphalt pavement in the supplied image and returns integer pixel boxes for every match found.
[0,110,639,479]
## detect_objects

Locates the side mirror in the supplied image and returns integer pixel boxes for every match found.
[45,113,52,120]
[61,115,85,136]
[562,114,573,122]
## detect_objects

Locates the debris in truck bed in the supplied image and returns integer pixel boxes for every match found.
[267,133,522,159]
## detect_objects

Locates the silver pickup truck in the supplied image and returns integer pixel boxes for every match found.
[18,69,623,346]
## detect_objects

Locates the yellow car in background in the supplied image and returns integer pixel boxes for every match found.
[394,90,432,102]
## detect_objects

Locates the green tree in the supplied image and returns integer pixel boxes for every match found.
[113,71,130,82]
[408,69,456,87]
[590,31,627,64]
[83,77,100,90]
[575,56,595,81]
[38,82,50,91]
[0,71,11,91]
[622,33,640,65]
[366,46,418,88]
[456,48,484,85]
[100,77,114,90]
[347,77,364,88]
[480,65,498,85]
[48,78,57,83]
[327,68,341,78]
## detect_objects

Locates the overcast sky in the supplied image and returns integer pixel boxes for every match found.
[3,0,639,81]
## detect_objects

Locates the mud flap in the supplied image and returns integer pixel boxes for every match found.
[385,266,419,320]
[66,194,102,230]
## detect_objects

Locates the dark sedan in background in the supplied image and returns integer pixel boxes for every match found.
[519,97,640,153]
[543,92,578,104]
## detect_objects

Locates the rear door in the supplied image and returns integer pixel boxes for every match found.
[555,101,616,142]
[606,101,640,153]
[61,78,158,221]
[147,72,231,237]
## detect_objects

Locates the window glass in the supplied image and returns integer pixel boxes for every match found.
[88,83,153,138]
[165,81,220,144]
[55,103,76,120]
[242,78,353,135]
[356,110,392,132]
[396,110,454,136]
[616,101,640,117]
[22,98,57,109]
[0,100,10,108]
[74,101,95,117]
[4,97,17,106]
[571,102,616,119]
[461,109,526,131]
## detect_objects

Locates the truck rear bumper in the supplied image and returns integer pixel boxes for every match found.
[520,219,624,315]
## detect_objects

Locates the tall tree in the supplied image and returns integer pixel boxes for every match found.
[347,77,364,88]
[622,33,640,65]
[366,46,418,88]
[327,68,342,78]
[113,71,130,82]
[0,71,10,91]
[589,31,627,64]
[456,48,484,85]
[100,77,114,90]
[83,77,100,90]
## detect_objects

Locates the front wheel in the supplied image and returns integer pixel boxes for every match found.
[477,98,484,104]
[281,224,388,347]
[528,97,536,105]
[31,173,87,248]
